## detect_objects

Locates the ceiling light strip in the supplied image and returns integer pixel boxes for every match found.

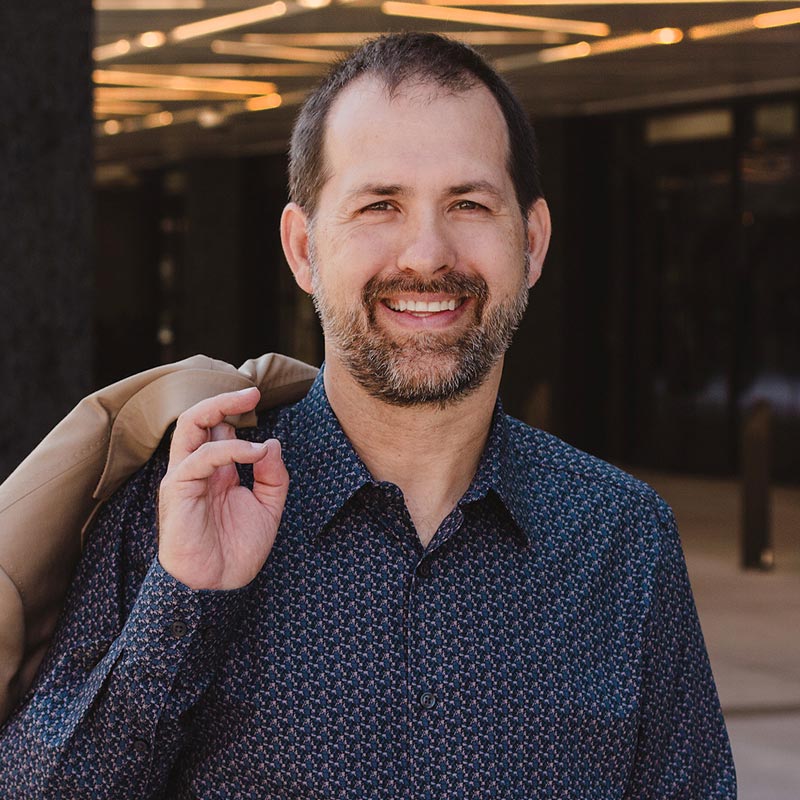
[96,90,313,138]
[94,0,320,62]
[380,2,610,37]
[496,26,682,70]
[689,6,800,38]
[94,39,134,60]
[107,62,328,77]
[211,39,344,62]
[94,0,204,9]
[94,69,277,95]
[169,1,287,41]
[756,7,800,27]
[95,87,259,100]
[94,101,163,115]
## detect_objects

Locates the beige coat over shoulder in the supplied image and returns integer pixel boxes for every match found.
[0,353,317,723]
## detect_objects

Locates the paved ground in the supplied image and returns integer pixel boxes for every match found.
[634,471,800,800]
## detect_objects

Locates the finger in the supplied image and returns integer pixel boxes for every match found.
[210,421,236,442]
[253,440,290,510]
[170,387,260,466]
[253,439,287,488]
[166,438,270,486]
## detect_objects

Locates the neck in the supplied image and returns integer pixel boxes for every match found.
[323,355,502,547]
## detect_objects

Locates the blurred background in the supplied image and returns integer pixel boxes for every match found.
[0,1,798,796]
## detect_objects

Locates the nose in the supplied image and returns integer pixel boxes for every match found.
[395,210,456,277]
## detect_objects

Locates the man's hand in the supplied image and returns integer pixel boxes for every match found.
[158,387,289,590]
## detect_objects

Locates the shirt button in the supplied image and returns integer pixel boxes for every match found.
[419,691,437,709]
[201,625,216,642]
[132,739,149,756]
[170,620,188,638]
[416,560,432,578]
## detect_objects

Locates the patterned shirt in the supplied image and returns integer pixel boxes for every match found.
[0,369,735,798]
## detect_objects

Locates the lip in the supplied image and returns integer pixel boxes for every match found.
[377,296,473,330]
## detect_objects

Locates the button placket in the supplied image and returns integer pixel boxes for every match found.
[407,557,444,800]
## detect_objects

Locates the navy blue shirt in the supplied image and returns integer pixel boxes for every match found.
[0,371,735,798]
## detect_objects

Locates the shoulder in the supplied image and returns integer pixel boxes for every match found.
[95,398,298,542]
[115,398,298,499]
[503,415,673,532]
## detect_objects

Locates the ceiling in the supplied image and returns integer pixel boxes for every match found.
[93,1,800,167]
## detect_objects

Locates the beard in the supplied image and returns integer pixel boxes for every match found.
[309,248,530,407]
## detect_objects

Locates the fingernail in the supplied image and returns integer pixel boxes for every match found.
[251,440,269,451]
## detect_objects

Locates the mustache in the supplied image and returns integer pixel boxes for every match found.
[362,272,489,307]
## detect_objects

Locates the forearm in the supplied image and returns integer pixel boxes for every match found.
[0,559,249,799]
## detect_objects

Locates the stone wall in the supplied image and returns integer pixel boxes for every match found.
[0,2,93,480]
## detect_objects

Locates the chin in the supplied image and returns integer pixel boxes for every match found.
[349,347,493,408]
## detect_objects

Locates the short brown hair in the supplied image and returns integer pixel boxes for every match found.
[288,32,543,218]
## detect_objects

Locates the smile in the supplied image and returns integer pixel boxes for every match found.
[383,297,464,314]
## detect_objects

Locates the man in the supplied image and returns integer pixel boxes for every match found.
[0,33,735,798]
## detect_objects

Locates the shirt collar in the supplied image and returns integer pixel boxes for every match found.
[457,401,532,547]
[284,367,377,540]
[285,367,532,546]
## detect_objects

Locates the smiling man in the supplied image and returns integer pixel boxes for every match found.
[286,73,540,417]
[0,33,735,799]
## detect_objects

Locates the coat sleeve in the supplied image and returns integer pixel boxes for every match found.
[624,502,737,799]
[0,447,252,800]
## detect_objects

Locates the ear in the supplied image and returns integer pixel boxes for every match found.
[524,198,551,289]
[280,202,314,294]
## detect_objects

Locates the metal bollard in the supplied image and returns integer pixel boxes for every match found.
[740,400,773,570]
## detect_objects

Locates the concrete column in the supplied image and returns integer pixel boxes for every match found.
[0,2,93,480]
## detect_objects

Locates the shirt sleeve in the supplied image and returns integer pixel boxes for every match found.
[0,448,253,799]
[624,501,737,799]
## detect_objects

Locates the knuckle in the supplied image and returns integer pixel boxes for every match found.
[173,413,197,441]
[180,397,215,426]
[159,472,177,494]
[176,403,201,428]
[195,440,217,458]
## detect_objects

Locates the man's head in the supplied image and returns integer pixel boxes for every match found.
[288,32,544,221]
[281,33,551,407]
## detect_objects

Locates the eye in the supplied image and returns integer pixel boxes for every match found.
[452,199,486,211]
[361,200,394,212]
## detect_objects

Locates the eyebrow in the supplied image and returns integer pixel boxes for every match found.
[346,180,504,201]
[347,184,404,201]
[446,181,504,199]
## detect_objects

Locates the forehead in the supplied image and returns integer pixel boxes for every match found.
[319,76,512,196]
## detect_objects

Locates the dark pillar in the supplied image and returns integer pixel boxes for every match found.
[0,2,94,480]
[178,160,244,365]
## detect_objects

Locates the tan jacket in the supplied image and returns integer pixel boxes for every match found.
[0,353,317,723]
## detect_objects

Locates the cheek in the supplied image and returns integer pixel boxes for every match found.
[455,220,524,259]
[318,222,393,269]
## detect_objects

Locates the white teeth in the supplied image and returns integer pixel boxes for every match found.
[386,298,461,313]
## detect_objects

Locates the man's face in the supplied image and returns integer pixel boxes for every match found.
[298,77,540,406]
